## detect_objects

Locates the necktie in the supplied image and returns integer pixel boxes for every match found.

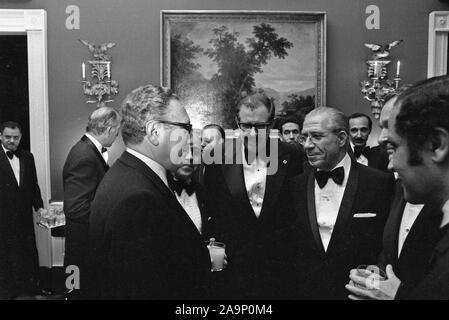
[168,177,195,196]
[354,145,369,158]
[315,167,345,188]
[6,150,20,159]
[101,147,107,153]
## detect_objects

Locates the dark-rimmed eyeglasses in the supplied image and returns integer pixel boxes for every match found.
[156,120,192,133]
[237,121,272,132]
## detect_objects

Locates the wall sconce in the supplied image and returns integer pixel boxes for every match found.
[360,40,402,119]
[79,39,119,108]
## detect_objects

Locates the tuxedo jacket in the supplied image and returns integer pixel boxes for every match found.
[62,135,109,295]
[348,144,389,173]
[405,225,449,300]
[204,141,305,299]
[89,151,211,299]
[378,182,441,299]
[0,147,43,298]
[287,161,393,299]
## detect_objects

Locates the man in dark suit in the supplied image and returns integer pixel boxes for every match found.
[288,107,392,300]
[0,121,43,299]
[205,91,305,299]
[347,75,449,299]
[62,106,121,299]
[89,84,211,299]
[348,112,389,172]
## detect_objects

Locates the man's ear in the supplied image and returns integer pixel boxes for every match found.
[146,122,161,146]
[431,127,449,163]
[337,130,348,147]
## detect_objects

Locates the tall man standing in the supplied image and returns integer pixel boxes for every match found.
[348,112,389,172]
[0,121,43,299]
[289,107,393,299]
[62,106,121,299]
[90,84,211,299]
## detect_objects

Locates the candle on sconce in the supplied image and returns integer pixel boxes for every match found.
[373,61,379,77]
[107,63,111,79]
[82,62,86,80]
[396,60,401,77]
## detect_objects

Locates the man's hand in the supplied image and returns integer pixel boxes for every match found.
[345,264,401,300]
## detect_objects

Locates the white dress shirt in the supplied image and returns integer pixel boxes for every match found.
[350,142,368,167]
[85,133,108,163]
[174,189,202,234]
[242,145,267,218]
[440,199,449,229]
[398,203,424,258]
[2,144,20,185]
[126,148,169,188]
[315,153,352,251]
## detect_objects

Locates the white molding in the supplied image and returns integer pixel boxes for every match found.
[0,9,52,267]
[428,11,449,77]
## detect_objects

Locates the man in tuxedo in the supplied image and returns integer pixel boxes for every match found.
[62,106,121,299]
[288,107,393,299]
[0,121,43,299]
[205,91,305,299]
[347,75,449,299]
[348,112,389,172]
[279,115,302,146]
[90,84,211,299]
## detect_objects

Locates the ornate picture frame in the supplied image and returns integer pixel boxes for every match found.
[161,10,326,128]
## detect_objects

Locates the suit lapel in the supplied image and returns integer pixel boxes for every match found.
[19,156,25,188]
[81,135,109,171]
[306,171,326,254]
[258,145,289,223]
[326,162,359,256]
[223,164,257,222]
[384,183,406,263]
[0,147,19,187]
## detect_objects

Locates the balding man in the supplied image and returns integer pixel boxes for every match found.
[288,106,393,299]
[63,106,121,299]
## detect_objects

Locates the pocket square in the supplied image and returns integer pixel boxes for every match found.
[353,213,377,218]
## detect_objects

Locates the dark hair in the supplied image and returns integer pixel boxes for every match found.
[348,112,372,131]
[235,90,275,122]
[0,121,22,134]
[202,123,225,140]
[395,75,449,165]
[278,115,302,132]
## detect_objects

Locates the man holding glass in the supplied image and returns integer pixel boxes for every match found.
[287,106,393,299]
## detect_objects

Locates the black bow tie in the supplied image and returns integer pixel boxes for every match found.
[168,177,195,196]
[101,147,107,153]
[315,167,345,188]
[6,150,20,159]
[353,145,369,158]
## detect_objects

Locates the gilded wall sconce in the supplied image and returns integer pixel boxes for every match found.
[79,39,119,108]
[360,40,402,119]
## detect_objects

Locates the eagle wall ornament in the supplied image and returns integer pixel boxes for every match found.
[79,39,119,108]
[361,40,403,119]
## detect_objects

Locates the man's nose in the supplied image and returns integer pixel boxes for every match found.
[304,137,314,149]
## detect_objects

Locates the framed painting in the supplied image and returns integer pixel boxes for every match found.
[161,10,326,129]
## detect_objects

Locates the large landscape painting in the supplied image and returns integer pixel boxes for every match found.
[161,11,326,129]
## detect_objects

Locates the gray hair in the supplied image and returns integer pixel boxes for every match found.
[305,106,349,134]
[120,84,178,145]
[86,106,121,135]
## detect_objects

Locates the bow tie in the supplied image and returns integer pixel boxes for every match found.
[315,167,345,188]
[168,177,196,196]
[101,147,107,154]
[6,150,20,160]
[353,145,369,158]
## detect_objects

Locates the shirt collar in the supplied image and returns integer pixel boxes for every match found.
[440,199,449,228]
[125,147,168,187]
[85,133,104,154]
[2,144,17,158]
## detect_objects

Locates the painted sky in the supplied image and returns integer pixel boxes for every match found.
[171,19,317,93]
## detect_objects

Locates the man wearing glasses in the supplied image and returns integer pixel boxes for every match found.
[89,84,211,299]
[205,90,305,299]
[287,106,393,299]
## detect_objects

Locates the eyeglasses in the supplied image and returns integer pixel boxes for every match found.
[156,120,192,133]
[298,132,327,145]
[237,121,272,132]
